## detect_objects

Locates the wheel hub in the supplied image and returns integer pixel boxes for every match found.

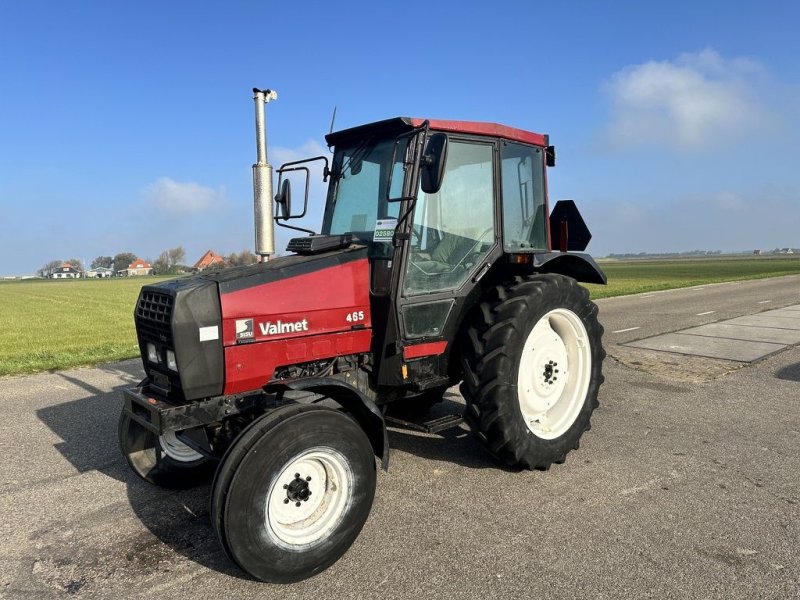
[283,473,313,506]
[542,360,559,385]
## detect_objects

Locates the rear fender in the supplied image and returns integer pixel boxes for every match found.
[532,252,607,285]
[264,377,389,470]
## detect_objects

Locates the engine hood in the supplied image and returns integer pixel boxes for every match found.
[213,245,371,346]
[134,245,371,400]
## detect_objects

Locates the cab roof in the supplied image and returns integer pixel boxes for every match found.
[325,117,548,147]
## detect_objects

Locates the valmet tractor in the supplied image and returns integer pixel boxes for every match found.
[119,89,607,583]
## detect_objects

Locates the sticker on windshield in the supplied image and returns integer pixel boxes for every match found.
[373,219,397,242]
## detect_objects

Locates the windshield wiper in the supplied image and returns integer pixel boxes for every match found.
[334,135,375,182]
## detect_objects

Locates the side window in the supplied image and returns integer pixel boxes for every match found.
[500,142,547,251]
[404,141,495,295]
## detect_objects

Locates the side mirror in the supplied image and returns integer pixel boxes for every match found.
[274,179,291,220]
[420,133,448,194]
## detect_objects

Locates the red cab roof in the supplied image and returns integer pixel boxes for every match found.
[409,118,547,147]
[326,117,548,147]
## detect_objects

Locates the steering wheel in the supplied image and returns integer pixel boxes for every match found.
[451,226,494,271]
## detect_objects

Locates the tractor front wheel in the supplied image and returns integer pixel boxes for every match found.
[461,274,605,469]
[118,412,214,489]
[211,404,376,583]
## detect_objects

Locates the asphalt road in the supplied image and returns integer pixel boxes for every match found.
[1,276,799,599]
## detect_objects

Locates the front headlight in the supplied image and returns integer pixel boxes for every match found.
[166,349,178,372]
[147,343,160,364]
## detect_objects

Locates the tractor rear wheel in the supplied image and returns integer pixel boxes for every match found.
[118,412,214,489]
[461,274,605,469]
[211,404,376,583]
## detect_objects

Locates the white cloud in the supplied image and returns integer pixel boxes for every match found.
[604,49,771,151]
[144,177,226,217]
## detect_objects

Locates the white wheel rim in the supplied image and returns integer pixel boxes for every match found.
[517,308,592,440]
[266,447,352,548]
[159,430,204,462]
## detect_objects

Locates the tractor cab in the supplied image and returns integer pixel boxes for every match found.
[274,118,604,389]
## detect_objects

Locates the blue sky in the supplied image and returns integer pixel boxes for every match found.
[1,1,799,275]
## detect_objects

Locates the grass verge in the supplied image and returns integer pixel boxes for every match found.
[0,277,169,377]
[1,257,799,377]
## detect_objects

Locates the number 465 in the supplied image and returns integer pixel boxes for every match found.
[346,310,365,323]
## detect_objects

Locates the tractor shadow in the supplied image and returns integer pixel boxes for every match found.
[775,361,800,382]
[35,363,245,579]
[385,393,508,471]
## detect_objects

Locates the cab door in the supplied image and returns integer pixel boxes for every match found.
[394,137,499,386]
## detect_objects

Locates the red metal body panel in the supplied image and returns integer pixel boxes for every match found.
[223,330,372,394]
[403,341,448,360]
[219,259,372,394]
[409,118,547,147]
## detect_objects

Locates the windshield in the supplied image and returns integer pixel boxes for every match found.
[322,136,409,241]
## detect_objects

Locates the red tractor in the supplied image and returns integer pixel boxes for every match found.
[119,90,606,583]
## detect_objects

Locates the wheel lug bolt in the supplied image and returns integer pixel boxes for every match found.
[283,484,288,489]
[294,473,300,479]
[284,498,289,504]
[295,502,301,507]
[306,476,312,481]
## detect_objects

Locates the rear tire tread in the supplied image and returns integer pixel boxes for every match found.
[461,273,605,470]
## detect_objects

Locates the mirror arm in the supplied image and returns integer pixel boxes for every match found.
[275,221,316,236]
[277,155,331,182]
[386,120,429,203]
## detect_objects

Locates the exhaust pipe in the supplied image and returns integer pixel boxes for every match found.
[252,88,278,260]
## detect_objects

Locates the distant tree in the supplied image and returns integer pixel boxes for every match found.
[152,252,170,275]
[167,246,185,266]
[224,249,258,268]
[113,252,138,274]
[38,260,62,278]
[152,246,187,275]
[66,258,85,272]
[91,256,113,269]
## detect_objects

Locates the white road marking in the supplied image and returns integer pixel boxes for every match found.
[758,300,772,304]
[641,295,655,299]
[613,327,641,334]
[691,287,706,291]
[696,311,716,316]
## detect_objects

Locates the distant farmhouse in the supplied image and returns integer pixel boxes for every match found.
[119,259,153,276]
[50,263,82,279]
[194,250,225,271]
[86,266,114,278]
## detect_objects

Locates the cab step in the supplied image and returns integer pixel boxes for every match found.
[385,413,465,434]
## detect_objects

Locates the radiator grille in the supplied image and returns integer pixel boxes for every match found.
[136,290,174,344]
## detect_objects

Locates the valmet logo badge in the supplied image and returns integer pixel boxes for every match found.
[259,319,309,336]
[235,317,310,342]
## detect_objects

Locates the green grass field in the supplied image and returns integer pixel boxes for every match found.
[587,256,800,299]
[0,277,170,377]
[1,256,799,377]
